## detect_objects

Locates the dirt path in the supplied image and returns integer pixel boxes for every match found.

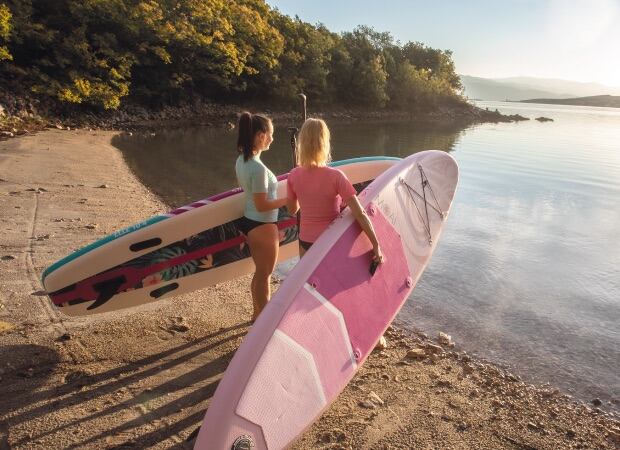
[0,130,618,449]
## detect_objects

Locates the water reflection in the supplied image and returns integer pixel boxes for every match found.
[112,120,465,207]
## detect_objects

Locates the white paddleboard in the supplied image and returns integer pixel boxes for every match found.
[42,157,399,316]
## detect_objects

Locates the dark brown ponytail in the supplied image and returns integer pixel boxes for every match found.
[237,111,272,161]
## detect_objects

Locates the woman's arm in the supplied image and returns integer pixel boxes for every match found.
[346,195,384,263]
[253,193,287,212]
[286,197,299,215]
[286,170,300,215]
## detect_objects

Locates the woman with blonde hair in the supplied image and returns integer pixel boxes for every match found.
[235,112,287,321]
[286,118,383,263]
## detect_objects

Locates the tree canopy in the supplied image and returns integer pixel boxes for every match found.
[0,3,11,61]
[0,0,465,111]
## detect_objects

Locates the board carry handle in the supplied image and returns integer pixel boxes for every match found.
[129,237,162,252]
[88,276,127,310]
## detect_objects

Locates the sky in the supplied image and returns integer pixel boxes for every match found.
[265,0,620,88]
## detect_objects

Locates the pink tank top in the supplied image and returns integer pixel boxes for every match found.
[287,166,357,243]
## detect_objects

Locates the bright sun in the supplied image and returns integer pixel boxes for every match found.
[546,0,620,87]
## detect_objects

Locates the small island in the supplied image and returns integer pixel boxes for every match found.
[521,95,620,108]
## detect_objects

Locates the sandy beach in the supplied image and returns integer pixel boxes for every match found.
[0,129,618,449]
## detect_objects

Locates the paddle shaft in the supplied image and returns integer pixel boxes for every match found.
[288,93,307,166]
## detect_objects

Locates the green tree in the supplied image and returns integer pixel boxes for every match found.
[0,1,465,112]
[226,0,284,97]
[264,14,335,104]
[2,0,284,108]
[119,0,283,103]
[5,0,135,109]
[383,39,463,111]
[0,3,11,61]
[402,42,461,90]
[333,26,390,107]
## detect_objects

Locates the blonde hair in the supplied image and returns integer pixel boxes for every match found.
[297,118,331,167]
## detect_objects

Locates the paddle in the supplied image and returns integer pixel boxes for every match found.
[287,93,307,166]
[286,93,307,242]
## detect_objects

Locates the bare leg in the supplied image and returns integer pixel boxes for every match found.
[246,224,279,321]
[298,244,307,259]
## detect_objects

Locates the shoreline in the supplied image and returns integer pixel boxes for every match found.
[0,130,618,449]
[1,99,527,140]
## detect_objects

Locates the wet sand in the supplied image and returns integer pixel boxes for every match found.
[0,130,618,449]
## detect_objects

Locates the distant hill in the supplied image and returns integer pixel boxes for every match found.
[521,95,620,108]
[460,75,620,101]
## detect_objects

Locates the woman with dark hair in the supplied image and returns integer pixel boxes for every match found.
[235,112,286,321]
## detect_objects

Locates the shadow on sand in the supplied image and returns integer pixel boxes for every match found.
[0,322,251,448]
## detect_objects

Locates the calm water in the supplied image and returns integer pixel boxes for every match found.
[113,101,620,410]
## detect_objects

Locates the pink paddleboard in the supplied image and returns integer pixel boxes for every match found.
[194,150,459,449]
